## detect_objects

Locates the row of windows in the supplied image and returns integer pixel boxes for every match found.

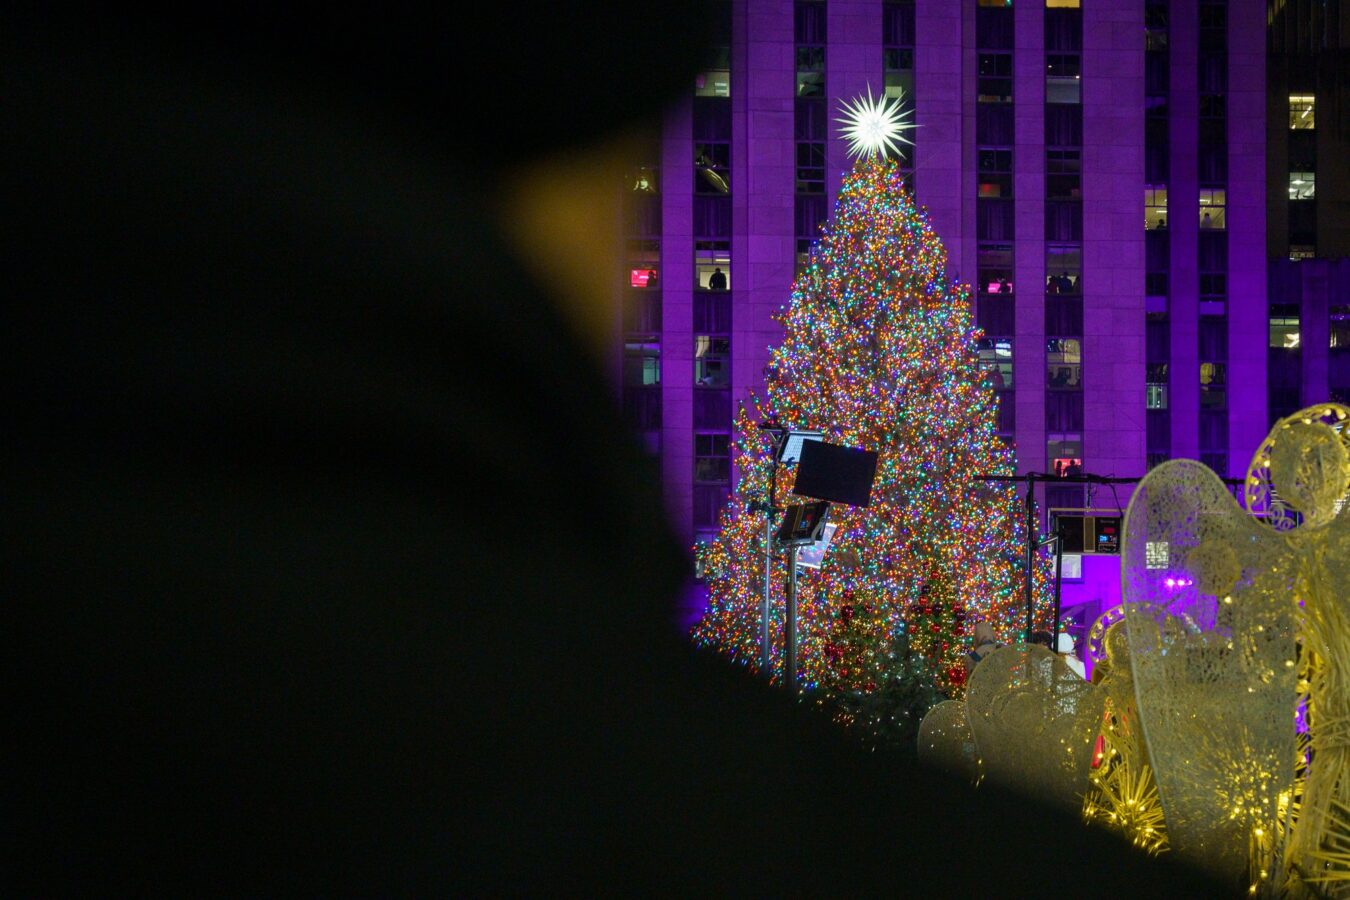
[975,244,1082,295]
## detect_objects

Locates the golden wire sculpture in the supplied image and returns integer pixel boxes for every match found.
[964,644,1103,811]
[916,699,981,784]
[1119,403,1350,891]
[1252,405,1350,896]
[1082,619,1169,855]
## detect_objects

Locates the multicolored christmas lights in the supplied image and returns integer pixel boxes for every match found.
[693,155,1054,699]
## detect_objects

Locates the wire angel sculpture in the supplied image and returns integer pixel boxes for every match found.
[1120,403,1350,894]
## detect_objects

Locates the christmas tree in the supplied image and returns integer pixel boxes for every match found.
[693,90,1052,701]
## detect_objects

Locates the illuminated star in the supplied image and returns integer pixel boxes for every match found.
[836,86,914,160]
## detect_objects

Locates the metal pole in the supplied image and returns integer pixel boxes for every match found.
[785,545,800,692]
[761,443,781,676]
[1024,473,1036,642]
[1051,522,1064,650]
[761,512,773,672]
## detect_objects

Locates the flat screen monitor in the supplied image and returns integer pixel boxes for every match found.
[797,523,838,569]
[778,431,824,464]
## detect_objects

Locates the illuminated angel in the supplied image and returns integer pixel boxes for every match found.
[1119,404,1350,893]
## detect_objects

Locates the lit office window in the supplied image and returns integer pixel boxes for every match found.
[1046,54,1081,104]
[1145,185,1168,230]
[883,48,915,102]
[694,47,731,97]
[977,243,1014,294]
[1332,307,1350,349]
[624,341,661,386]
[977,337,1013,389]
[1146,383,1168,410]
[1047,338,1082,389]
[695,241,731,291]
[1290,95,1316,129]
[1199,189,1226,230]
[694,143,730,194]
[1048,435,1084,478]
[695,336,730,388]
[1289,172,1316,200]
[1269,317,1300,349]
[1046,244,1082,294]
[1046,0,1079,7]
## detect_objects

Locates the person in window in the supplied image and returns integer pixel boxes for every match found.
[1058,271,1075,294]
[991,367,1005,389]
[1000,278,1012,294]
[1046,274,1060,294]
[646,268,658,287]
[1156,216,1167,230]
[708,266,727,291]
[1201,211,1212,229]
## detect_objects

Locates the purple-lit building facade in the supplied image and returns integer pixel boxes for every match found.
[1266,1,1350,421]
[620,0,1274,625]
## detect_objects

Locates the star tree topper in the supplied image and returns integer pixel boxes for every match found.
[836,86,914,160]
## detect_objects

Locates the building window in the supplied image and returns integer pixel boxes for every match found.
[978,337,1013,389]
[1145,3,1168,50]
[695,241,731,291]
[1046,0,1079,7]
[978,0,1013,7]
[1048,435,1084,478]
[1291,245,1316,261]
[1289,172,1316,200]
[978,54,1013,103]
[1270,317,1300,350]
[628,239,659,290]
[978,149,1013,197]
[1046,245,1081,294]
[695,336,730,388]
[796,46,825,97]
[695,143,730,194]
[1147,383,1168,410]
[695,46,731,97]
[1200,362,1227,408]
[797,143,825,194]
[978,243,1014,294]
[1047,149,1081,200]
[1144,183,1166,230]
[1199,189,1226,229]
[694,293,731,333]
[693,484,727,529]
[1290,94,1316,129]
[1046,54,1081,104]
[1332,306,1350,349]
[884,48,915,102]
[1047,338,1082,389]
[695,434,731,483]
[796,1,826,97]
[624,341,661,386]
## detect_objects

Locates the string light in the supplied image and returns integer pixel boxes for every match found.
[692,155,1054,699]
